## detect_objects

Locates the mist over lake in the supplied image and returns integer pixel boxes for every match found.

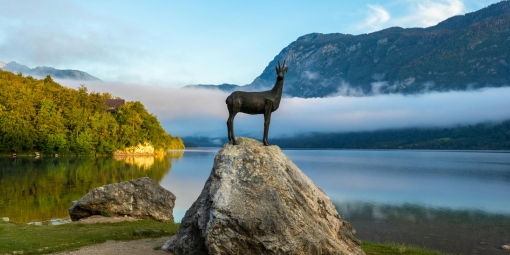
[58,80,510,143]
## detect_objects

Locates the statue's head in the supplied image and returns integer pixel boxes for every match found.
[275,60,288,79]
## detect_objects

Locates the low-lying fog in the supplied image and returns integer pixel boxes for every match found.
[59,80,510,141]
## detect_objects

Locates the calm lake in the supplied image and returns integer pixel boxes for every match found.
[1,148,509,254]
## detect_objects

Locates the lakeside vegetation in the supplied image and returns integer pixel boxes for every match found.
[0,220,447,255]
[0,69,183,155]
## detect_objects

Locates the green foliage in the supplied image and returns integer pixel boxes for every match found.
[362,241,447,255]
[100,211,111,217]
[0,219,179,254]
[0,69,184,154]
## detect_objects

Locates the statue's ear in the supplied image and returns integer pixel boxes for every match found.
[284,67,288,73]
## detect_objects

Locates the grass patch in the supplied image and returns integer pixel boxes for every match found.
[100,211,111,217]
[0,220,448,255]
[362,241,448,255]
[0,219,179,254]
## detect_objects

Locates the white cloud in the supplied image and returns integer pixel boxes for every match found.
[396,0,466,27]
[359,4,392,32]
[357,0,466,32]
[331,81,365,97]
[301,71,320,81]
[0,1,145,82]
[371,81,389,95]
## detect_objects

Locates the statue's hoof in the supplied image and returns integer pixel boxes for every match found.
[263,141,270,146]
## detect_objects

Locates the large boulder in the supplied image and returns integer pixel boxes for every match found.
[69,177,175,222]
[162,137,365,255]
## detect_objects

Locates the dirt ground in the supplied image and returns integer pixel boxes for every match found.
[71,215,140,224]
[50,236,172,255]
[50,216,174,255]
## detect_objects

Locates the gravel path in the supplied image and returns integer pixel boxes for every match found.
[50,236,173,255]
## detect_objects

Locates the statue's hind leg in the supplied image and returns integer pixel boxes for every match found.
[226,105,238,145]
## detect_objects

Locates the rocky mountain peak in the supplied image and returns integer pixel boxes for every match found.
[188,1,510,98]
[0,61,102,82]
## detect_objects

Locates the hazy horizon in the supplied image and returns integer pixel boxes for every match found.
[57,79,510,143]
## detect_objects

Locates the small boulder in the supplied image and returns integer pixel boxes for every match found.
[69,177,175,222]
[502,244,510,250]
[2,217,9,222]
[162,137,365,255]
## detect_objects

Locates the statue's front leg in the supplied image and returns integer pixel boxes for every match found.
[263,101,272,146]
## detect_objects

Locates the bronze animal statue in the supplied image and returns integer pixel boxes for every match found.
[226,60,288,146]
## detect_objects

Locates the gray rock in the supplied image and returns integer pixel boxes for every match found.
[69,177,175,222]
[162,137,365,255]
[502,244,510,250]
[2,217,9,222]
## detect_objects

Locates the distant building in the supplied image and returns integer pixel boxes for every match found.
[105,99,125,113]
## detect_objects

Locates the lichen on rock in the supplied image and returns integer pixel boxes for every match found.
[162,137,365,255]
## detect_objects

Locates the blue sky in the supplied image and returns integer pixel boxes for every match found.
[0,0,501,87]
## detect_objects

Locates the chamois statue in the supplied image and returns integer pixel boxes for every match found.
[226,60,288,146]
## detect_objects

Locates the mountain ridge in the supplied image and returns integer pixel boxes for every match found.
[0,61,102,82]
[187,1,510,98]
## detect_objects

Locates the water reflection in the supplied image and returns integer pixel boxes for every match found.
[285,149,510,215]
[0,153,183,223]
[160,148,220,221]
[336,201,510,254]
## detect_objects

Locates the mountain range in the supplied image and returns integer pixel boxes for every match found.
[189,1,510,98]
[0,61,101,81]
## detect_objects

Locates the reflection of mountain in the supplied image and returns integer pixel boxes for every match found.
[0,155,177,223]
[336,201,510,223]
[335,201,510,255]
